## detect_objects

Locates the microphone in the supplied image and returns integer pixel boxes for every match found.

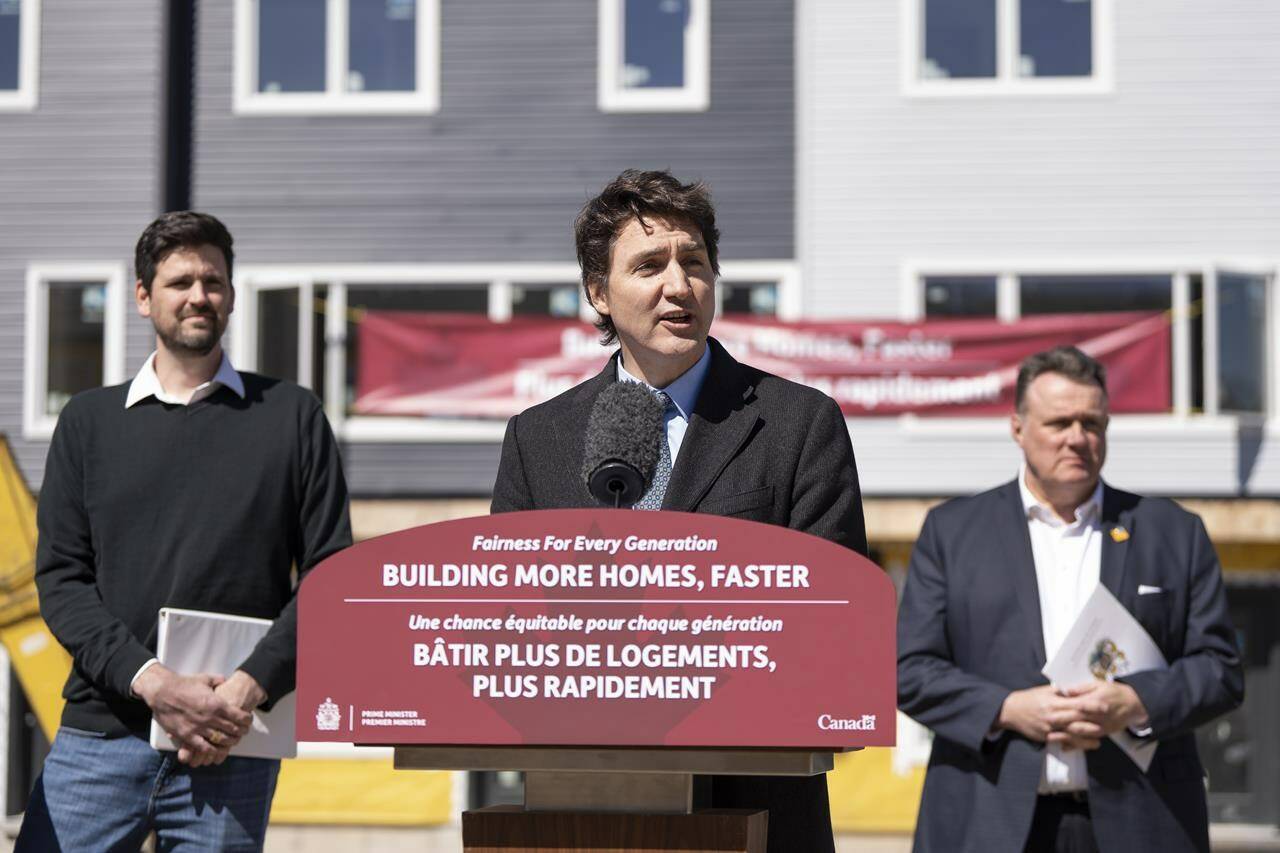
[581,381,665,508]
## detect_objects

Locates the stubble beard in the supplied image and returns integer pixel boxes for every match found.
[155,314,222,357]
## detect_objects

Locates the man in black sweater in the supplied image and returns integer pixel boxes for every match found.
[18,212,351,851]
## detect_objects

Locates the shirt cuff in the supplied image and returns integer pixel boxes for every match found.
[129,658,160,697]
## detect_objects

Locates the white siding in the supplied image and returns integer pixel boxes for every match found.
[798,0,1280,496]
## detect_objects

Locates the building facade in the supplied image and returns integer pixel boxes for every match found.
[1,0,1278,833]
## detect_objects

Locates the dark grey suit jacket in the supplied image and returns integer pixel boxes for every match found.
[898,481,1244,853]
[492,338,868,853]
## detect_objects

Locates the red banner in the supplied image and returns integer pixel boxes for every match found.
[297,510,896,748]
[354,312,1169,417]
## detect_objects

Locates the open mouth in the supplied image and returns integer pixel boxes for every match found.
[659,311,694,326]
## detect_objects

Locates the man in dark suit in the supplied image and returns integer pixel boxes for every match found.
[898,346,1244,852]
[491,169,866,853]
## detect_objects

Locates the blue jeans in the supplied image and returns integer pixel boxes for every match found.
[17,727,280,852]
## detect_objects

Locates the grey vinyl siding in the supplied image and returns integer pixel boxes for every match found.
[0,0,163,488]
[342,444,500,498]
[193,0,796,496]
[191,0,794,263]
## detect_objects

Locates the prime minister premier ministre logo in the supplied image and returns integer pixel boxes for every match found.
[817,713,877,731]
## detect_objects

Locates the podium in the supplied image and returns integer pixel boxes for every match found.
[398,745,835,851]
[297,510,895,852]
[399,742,839,845]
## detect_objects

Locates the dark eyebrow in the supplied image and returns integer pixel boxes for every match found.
[625,241,706,267]
[165,271,226,286]
[624,246,668,267]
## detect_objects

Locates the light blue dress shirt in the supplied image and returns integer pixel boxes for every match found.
[616,345,711,465]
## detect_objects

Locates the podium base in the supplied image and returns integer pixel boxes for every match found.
[462,805,768,852]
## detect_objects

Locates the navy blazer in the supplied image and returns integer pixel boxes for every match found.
[492,338,868,853]
[898,480,1244,853]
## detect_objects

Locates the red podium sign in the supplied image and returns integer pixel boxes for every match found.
[297,510,895,749]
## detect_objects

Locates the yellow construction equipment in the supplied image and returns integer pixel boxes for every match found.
[0,436,69,743]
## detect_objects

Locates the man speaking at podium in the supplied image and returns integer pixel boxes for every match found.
[492,169,867,852]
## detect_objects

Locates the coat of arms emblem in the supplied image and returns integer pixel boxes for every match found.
[1088,639,1128,680]
[316,697,342,731]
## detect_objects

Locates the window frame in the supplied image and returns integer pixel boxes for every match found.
[233,0,440,116]
[903,258,1280,421]
[0,0,41,112]
[901,0,1114,97]
[598,0,710,113]
[23,263,128,439]
[232,260,799,442]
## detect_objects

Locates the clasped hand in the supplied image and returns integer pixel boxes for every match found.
[133,665,266,766]
[995,681,1148,751]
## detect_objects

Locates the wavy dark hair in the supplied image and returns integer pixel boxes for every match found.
[574,169,720,345]
[135,211,234,292]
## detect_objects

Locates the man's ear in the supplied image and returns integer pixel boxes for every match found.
[227,282,236,316]
[135,279,151,318]
[1010,412,1024,449]
[586,279,610,317]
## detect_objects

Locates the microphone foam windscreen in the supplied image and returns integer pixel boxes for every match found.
[581,380,666,487]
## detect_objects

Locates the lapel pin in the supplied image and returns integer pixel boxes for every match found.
[1109,526,1129,543]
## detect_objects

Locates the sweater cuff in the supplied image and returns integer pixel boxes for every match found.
[237,649,293,710]
[106,641,159,700]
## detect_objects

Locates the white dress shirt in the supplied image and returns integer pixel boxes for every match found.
[1019,467,1104,794]
[125,350,246,692]
[125,350,245,408]
[616,345,711,465]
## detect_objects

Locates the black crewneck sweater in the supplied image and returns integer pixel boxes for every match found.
[35,373,351,738]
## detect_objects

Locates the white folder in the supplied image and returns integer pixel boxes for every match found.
[1042,585,1166,772]
[149,607,297,759]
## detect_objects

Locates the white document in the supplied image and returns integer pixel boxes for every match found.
[149,607,296,759]
[1041,584,1166,772]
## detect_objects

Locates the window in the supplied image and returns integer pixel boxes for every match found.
[599,0,709,112]
[720,282,778,317]
[1214,272,1268,414]
[0,0,39,111]
[511,285,580,319]
[921,0,996,80]
[923,275,997,318]
[909,0,1111,94]
[1018,0,1092,78]
[257,287,303,383]
[912,264,1280,418]
[24,264,127,438]
[234,0,439,115]
[252,283,327,395]
[1020,274,1170,315]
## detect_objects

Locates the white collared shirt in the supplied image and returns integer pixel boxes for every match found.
[616,345,711,465]
[125,350,245,408]
[1019,467,1104,794]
